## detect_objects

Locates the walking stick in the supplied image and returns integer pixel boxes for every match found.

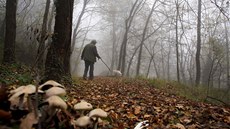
[100,58,112,72]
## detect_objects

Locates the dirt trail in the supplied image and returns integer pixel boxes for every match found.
[69,77,230,129]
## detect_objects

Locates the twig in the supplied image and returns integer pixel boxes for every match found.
[210,0,230,21]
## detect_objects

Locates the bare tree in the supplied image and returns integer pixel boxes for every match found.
[117,0,145,75]
[136,1,157,76]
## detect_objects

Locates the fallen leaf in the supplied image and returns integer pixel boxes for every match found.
[134,106,141,115]
[174,123,185,129]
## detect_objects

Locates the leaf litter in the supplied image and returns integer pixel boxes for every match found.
[68,77,230,129]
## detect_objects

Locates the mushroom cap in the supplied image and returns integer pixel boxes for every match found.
[21,84,44,94]
[45,87,66,97]
[45,95,67,110]
[74,100,93,110]
[72,116,92,127]
[89,108,107,118]
[39,80,65,91]
[10,86,26,94]
[9,85,43,101]
[14,85,35,94]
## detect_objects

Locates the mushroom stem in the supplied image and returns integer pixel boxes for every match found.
[27,95,33,112]
[80,110,85,116]
[93,117,99,129]
[18,94,24,110]
[94,122,98,129]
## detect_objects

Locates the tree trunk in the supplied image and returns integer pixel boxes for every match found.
[0,18,5,41]
[44,0,74,84]
[153,57,160,78]
[2,0,17,64]
[195,0,202,86]
[175,1,180,83]
[127,43,140,76]
[47,4,55,43]
[110,19,117,74]
[167,44,171,81]
[146,55,154,78]
[224,21,230,89]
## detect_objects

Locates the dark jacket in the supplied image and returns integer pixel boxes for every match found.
[81,43,100,62]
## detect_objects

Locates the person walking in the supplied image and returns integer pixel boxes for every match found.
[81,40,101,80]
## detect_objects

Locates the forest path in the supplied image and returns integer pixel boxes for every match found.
[69,77,230,129]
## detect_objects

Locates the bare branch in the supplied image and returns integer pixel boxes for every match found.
[210,0,230,20]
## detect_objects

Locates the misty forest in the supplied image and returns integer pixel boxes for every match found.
[0,0,230,129]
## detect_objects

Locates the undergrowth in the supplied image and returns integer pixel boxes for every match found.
[0,63,34,85]
[148,78,230,106]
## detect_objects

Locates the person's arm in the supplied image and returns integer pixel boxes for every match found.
[93,46,101,59]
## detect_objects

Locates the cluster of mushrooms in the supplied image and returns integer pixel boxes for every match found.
[71,100,108,128]
[8,80,108,129]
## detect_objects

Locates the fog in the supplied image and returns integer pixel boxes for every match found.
[1,0,230,88]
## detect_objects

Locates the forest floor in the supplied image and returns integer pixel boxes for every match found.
[67,77,230,129]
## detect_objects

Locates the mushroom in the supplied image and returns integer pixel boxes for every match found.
[74,100,93,116]
[88,108,107,129]
[39,95,67,110]
[45,86,66,98]
[38,95,67,124]
[38,80,65,91]
[71,116,92,128]
[9,85,43,110]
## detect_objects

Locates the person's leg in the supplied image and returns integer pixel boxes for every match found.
[83,61,90,79]
[89,62,94,80]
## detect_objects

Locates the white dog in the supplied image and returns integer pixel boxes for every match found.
[112,70,122,76]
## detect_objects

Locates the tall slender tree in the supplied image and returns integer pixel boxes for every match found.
[175,0,180,83]
[2,0,17,64]
[44,0,74,84]
[195,0,201,86]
